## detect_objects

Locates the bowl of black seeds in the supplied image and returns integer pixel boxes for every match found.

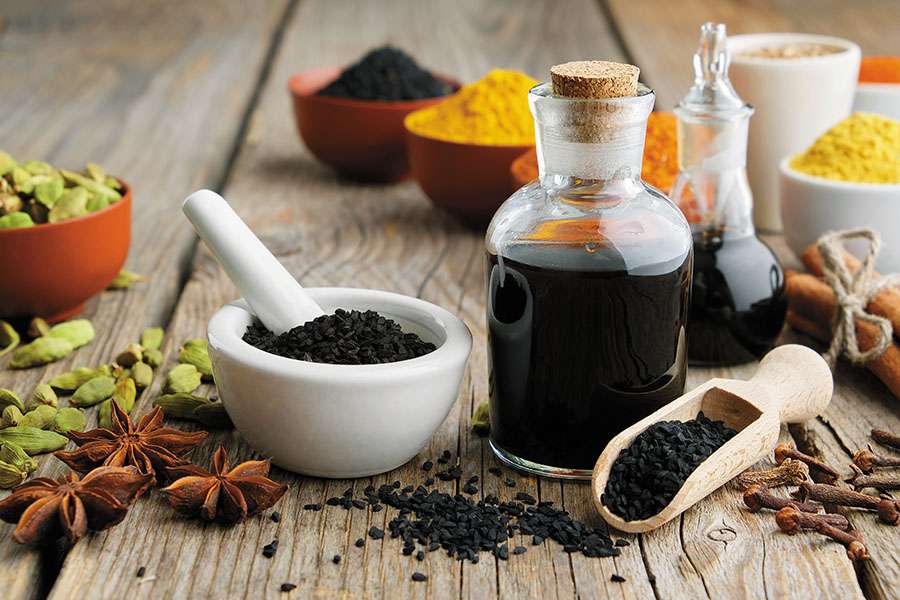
[288,45,459,182]
[206,287,472,478]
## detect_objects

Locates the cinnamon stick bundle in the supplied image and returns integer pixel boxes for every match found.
[785,271,900,399]
[801,245,900,339]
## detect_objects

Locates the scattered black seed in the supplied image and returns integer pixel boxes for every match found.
[325,497,340,506]
[317,46,452,101]
[304,503,323,511]
[504,478,516,487]
[136,566,146,578]
[243,309,436,365]
[615,539,630,547]
[372,504,384,512]
[463,483,479,495]
[602,412,737,521]
[352,499,367,510]
[280,583,297,593]
[332,554,341,564]
[496,544,509,560]
[412,572,428,582]
[424,478,435,486]
[393,481,401,488]
[513,546,527,555]
[611,574,626,583]
[355,537,365,547]
[532,535,544,545]
[369,527,385,540]
[270,511,281,523]
[488,467,502,476]
[416,550,425,561]
[515,492,536,505]
[466,475,479,484]
[422,460,433,472]
[262,539,279,559]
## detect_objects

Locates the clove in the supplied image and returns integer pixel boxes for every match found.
[814,521,869,562]
[846,465,900,491]
[794,481,900,525]
[742,484,819,514]
[774,443,840,482]
[852,445,900,473]
[871,428,900,451]
[736,459,809,489]
[775,506,850,534]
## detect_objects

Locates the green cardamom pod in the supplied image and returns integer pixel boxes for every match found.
[1,406,24,429]
[0,320,20,357]
[53,407,86,434]
[85,192,110,213]
[192,402,234,429]
[131,361,153,390]
[472,401,490,436]
[70,376,116,408]
[107,269,144,290]
[19,405,58,430]
[85,162,106,183]
[115,342,143,367]
[0,211,34,229]
[178,341,213,381]
[34,177,64,208]
[9,336,74,369]
[140,327,164,352]
[27,317,50,338]
[48,187,89,223]
[27,383,58,410]
[11,167,33,194]
[0,426,68,455]
[23,160,53,176]
[0,192,23,215]
[0,441,37,473]
[47,319,95,349]
[153,393,211,419]
[111,378,136,413]
[60,169,121,201]
[0,389,25,413]
[143,348,162,368]
[49,367,107,392]
[0,462,28,489]
[0,151,16,176]
[104,176,122,191]
[165,364,202,394]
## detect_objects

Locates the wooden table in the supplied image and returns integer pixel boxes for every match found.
[1,1,897,598]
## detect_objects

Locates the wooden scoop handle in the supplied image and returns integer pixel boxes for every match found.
[747,344,833,423]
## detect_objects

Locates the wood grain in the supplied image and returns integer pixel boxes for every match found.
[0,1,291,598]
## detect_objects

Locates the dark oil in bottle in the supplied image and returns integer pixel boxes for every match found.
[687,231,787,365]
[487,243,691,473]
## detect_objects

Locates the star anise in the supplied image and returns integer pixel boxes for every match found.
[0,465,152,545]
[162,445,287,523]
[55,401,207,485]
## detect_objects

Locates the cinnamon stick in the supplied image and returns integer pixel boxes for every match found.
[785,271,900,399]
[802,244,900,340]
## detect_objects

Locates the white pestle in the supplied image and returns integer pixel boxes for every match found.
[182,189,324,334]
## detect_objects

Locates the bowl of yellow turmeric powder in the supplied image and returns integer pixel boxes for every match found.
[780,112,900,271]
[404,69,538,227]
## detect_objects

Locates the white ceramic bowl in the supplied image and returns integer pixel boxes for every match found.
[854,83,900,120]
[780,158,900,272]
[207,287,472,478]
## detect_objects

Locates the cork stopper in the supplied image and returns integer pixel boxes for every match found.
[551,61,639,99]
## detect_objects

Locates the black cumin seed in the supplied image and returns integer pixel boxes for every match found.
[325,498,340,506]
[513,546,526,555]
[615,539,630,547]
[412,572,428,582]
[262,539,278,558]
[488,466,502,476]
[280,583,297,592]
[424,477,435,486]
[332,554,341,564]
[351,499,367,510]
[504,478,516,487]
[515,492,536,505]
[369,527,385,540]
[270,511,281,523]
[611,574,626,583]
[422,460,433,471]
[304,503,323,511]
[355,538,365,547]
[463,483,478,494]
[416,550,425,561]
[136,566,146,578]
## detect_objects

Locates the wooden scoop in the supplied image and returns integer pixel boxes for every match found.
[592,344,833,533]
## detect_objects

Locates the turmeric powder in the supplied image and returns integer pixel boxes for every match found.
[404,69,538,145]
[790,113,900,184]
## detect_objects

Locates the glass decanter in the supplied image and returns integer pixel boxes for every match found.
[671,23,787,366]
[485,78,692,479]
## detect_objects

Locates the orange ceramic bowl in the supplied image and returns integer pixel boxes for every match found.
[0,184,131,322]
[288,67,459,183]
[406,129,533,228]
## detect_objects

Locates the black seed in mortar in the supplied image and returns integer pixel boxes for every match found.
[602,412,737,521]
[243,309,436,365]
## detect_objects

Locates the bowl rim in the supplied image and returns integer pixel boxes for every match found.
[0,180,131,236]
[779,157,900,191]
[404,123,536,150]
[727,33,861,66]
[287,66,461,110]
[208,287,473,381]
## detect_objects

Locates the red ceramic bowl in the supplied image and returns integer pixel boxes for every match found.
[288,67,459,183]
[0,184,131,322]
[406,129,533,228]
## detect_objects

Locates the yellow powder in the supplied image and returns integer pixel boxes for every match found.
[405,69,538,145]
[790,113,900,184]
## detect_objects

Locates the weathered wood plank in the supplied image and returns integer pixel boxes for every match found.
[0,1,291,598]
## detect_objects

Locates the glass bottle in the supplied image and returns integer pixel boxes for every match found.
[485,74,693,480]
[671,23,787,366]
